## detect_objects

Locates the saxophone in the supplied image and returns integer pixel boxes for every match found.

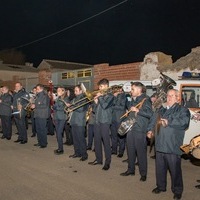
[17,98,22,118]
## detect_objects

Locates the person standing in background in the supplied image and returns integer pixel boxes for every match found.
[31,84,50,148]
[0,86,13,140]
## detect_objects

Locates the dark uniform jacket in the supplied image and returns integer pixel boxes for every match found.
[0,93,13,116]
[153,103,190,155]
[34,91,50,119]
[112,92,127,123]
[126,93,153,133]
[13,89,30,117]
[94,93,114,124]
[69,93,88,126]
[53,96,69,121]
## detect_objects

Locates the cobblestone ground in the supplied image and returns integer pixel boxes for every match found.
[0,124,199,200]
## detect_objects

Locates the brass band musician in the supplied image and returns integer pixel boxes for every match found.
[52,86,69,155]
[12,82,30,144]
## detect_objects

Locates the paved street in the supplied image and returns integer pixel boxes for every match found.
[0,125,199,200]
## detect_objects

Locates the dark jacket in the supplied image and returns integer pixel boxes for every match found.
[112,92,127,123]
[34,91,50,119]
[0,93,13,116]
[69,93,88,126]
[53,97,69,121]
[154,103,190,155]
[13,89,30,117]
[126,93,153,133]
[93,93,114,124]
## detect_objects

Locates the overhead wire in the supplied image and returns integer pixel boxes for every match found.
[1,0,128,52]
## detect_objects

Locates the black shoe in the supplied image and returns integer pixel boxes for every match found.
[87,147,92,150]
[20,141,27,144]
[140,176,147,182]
[47,133,54,136]
[54,149,64,155]
[197,180,200,183]
[31,134,36,137]
[122,159,128,163]
[69,154,81,158]
[135,162,139,166]
[102,164,110,170]
[0,130,3,133]
[111,152,117,155]
[14,139,22,143]
[40,145,47,148]
[15,132,19,135]
[6,137,11,140]
[34,143,40,146]
[120,170,135,176]
[80,157,88,161]
[195,184,200,189]
[152,187,166,194]
[150,155,156,159]
[117,154,123,158]
[88,160,103,165]
[173,193,182,200]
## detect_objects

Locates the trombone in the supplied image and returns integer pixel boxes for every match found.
[66,85,123,113]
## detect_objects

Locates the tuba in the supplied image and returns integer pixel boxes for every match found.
[151,73,176,110]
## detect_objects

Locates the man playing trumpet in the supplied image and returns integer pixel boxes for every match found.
[88,78,114,170]
[52,86,69,155]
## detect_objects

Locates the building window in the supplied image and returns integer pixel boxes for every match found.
[61,72,75,79]
[77,69,92,78]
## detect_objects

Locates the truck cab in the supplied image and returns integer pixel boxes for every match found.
[174,80,200,144]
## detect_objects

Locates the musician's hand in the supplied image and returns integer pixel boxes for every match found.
[130,106,139,113]
[66,103,71,107]
[147,131,154,139]
[94,97,98,104]
[31,104,35,109]
[193,113,200,121]
[11,105,13,109]
[160,118,168,127]
[96,92,103,97]
[0,100,2,103]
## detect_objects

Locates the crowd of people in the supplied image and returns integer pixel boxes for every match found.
[0,78,199,200]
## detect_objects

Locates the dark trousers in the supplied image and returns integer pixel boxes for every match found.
[87,124,94,148]
[155,152,183,195]
[55,119,66,151]
[71,125,88,158]
[94,123,111,165]
[1,115,12,139]
[64,123,73,144]
[47,116,55,135]
[14,115,28,141]
[31,112,36,136]
[110,121,126,155]
[35,118,48,147]
[127,130,147,176]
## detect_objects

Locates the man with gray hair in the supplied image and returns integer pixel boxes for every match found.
[148,89,190,200]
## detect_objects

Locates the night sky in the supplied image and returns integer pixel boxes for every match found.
[1,0,200,66]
